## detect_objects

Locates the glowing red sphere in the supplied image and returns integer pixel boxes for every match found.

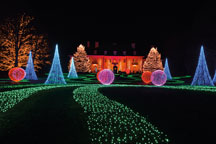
[8,67,26,82]
[126,69,130,75]
[98,69,115,85]
[141,71,152,84]
[151,70,167,86]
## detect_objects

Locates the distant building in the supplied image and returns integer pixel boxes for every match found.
[69,41,145,73]
[88,55,144,73]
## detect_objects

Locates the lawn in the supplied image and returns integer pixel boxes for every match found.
[0,87,90,144]
[99,86,216,144]
[0,73,213,144]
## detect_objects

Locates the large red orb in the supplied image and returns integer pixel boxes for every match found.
[151,70,167,86]
[125,69,130,75]
[8,67,26,82]
[98,69,115,85]
[141,71,152,84]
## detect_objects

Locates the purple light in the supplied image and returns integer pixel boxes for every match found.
[151,70,167,86]
[98,69,115,85]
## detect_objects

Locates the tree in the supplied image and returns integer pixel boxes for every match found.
[0,13,50,71]
[191,46,214,86]
[30,34,50,70]
[143,47,163,72]
[73,44,91,73]
[45,44,66,84]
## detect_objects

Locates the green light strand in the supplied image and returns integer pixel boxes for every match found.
[73,85,169,144]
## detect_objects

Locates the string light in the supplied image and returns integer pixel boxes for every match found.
[191,45,214,86]
[141,71,152,84]
[8,67,26,82]
[45,44,66,84]
[68,57,78,78]
[164,58,172,80]
[151,70,167,86]
[73,85,169,143]
[98,69,115,85]
[25,51,38,80]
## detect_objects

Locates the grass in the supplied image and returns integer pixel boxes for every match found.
[0,87,90,144]
[99,86,216,144]
[1,74,210,144]
[73,85,169,143]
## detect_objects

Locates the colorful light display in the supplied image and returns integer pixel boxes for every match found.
[164,58,172,80]
[88,55,144,73]
[8,67,26,82]
[45,44,66,84]
[0,84,81,112]
[141,71,152,84]
[151,70,167,86]
[73,44,91,73]
[73,85,169,143]
[96,69,103,81]
[143,47,164,72]
[213,70,216,84]
[98,69,115,85]
[126,69,130,75]
[25,51,38,80]
[67,57,78,78]
[191,46,214,86]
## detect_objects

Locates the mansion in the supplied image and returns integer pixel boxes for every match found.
[88,54,144,73]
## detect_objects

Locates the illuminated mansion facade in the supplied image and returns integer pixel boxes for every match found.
[88,55,144,73]
[70,42,145,73]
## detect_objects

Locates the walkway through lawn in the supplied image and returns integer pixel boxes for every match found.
[99,86,216,144]
[0,87,90,144]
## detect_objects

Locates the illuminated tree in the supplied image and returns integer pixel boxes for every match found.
[191,46,214,86]
[25,51,38,80]
[164,58,172,80]
[0,13,50,71]
[45,44,66,84]
[143,47,163,72]
[68,57,78,78]
[73,44,91,73]
[213,70,216,84]
[30,34,50,70]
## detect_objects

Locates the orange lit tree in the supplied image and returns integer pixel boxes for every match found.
[73,44,91,73]
[0,13,50,71]
[143,47,163,72]
[31,34,50,70]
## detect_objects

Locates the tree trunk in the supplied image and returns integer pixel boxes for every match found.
[33,40,38,62]
[15,44,19,67]
[14,26,20,67]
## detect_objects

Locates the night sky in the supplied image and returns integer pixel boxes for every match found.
[1,1,216,76]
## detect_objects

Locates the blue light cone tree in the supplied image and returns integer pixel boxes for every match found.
[191,46,214,86]
[67,57,78,78]
[45,44,66,84]
[213,70,216,83]
[25,51,38,80]
[164,58,172,80]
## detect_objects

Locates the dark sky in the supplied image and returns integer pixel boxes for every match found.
[1,1,216,75]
